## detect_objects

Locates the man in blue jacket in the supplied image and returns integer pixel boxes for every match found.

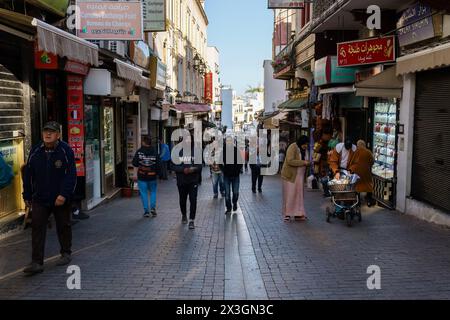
[22,121,77,275]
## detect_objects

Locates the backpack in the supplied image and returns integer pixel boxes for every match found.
[0,152,14,190]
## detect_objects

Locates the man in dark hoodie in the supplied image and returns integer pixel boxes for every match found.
[22,121,76,275]
[172,132,203,229]
[220,136,244,214]
[132,136,161,218]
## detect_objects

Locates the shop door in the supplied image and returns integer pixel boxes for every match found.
[84,103,102,207]
[412,68,450,213]
[101,102,115,195]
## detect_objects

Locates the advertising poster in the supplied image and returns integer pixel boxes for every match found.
[67,75,85,177]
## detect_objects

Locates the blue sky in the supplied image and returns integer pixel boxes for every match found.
[205,0,273,95]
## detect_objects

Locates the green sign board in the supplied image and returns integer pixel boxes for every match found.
[27,0,69,17]
[314,56,358,86]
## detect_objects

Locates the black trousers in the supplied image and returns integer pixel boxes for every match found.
[32,201,72,265]
[177,183,198,220]
[251,166,264,191]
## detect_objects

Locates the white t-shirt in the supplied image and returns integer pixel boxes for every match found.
[335,143,356,169]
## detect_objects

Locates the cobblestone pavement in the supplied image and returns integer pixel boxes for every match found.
[0,169,449,300]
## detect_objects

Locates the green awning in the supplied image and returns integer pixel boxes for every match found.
[278,98,308,110]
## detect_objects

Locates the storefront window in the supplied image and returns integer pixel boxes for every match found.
[372,99,397,180]
[0,139,24,218]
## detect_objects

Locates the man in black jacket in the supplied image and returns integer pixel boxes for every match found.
[220,137,243,214]
[22,121,77,275]
[132,136,161,217]
[172,133,203,229]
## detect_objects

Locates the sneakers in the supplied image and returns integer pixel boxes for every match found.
[143,211,150,218]
[56,253,72,266]
[225,209,231,215]
[23,262,44,275]
[72,210,90,220]
[233,203,238,211]
[151,208,157,217]
[188,220,195,229]
[213,194,218,199]
[252,189,256,193]
[182,215,188,224]
[258,189,262,193]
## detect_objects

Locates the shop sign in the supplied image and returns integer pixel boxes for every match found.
[268,0,305,9]
[337,36,396,67]
[204,72,213,104]
[64,60,90,75]
[131,41,150,69]
[34,43,58,70]
[150,56,167,91]
[397,3,442,47]
[67,75,85,177]
[77,1,143,41]
[314,56,357,86]
[143,0,166,32]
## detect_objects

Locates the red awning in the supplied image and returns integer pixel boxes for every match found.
[175,103,211,113]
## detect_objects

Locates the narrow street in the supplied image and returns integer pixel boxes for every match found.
[0,170,449,300]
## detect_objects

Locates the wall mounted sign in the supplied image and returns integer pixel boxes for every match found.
[314,56,358,86]
[337,36,396,67]
[67,75,85,177]
[34,42,58,69]
[268,0,305,9]
[143,0,166,32]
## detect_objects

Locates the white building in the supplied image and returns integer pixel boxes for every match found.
[263,60,286,115]
[207,46,222,125]
[221,86,233,131]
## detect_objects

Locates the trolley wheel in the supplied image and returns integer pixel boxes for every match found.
[346,211,353,227]
[326,207,331,223]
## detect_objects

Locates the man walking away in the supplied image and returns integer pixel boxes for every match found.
[220,137,243,214]
[132,136,161,217]
[250,149,264,193]
[159,139,170,180]
[22,121,77,275]
[172,133,203,229]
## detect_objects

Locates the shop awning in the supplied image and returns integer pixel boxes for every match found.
[175,103,211,113]
[33,19,99,66]
[114,59,151,89]
[355,67,403,98]
[396,42,450,75]
[278,98,308,110]
[0,9,99,66]
[318,86,355,95]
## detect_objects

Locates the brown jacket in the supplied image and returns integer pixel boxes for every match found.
[281,143,309,183]
[349,147,374,193]
[328,143,356,175]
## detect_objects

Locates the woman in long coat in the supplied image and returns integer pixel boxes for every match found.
[349,140,375,206]
[280,136,310,221]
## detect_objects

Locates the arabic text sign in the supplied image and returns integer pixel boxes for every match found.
[77,1,143,40]
[143,0,166,31]
[337,36,395,67]
[397,3,438,47]
[268,0,305,9]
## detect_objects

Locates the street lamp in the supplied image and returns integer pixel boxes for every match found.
[193,54,200,70]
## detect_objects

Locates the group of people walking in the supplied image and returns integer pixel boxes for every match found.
[20,121,373,276]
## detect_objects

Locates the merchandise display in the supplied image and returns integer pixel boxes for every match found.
[372,100,396,179]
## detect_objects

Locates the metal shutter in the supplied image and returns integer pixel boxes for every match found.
[412,68,450,213]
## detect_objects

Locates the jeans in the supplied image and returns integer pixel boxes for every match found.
[211,171,225,195]
[223,175,240,211]
[137,179,157,212]
[160,161,168,180]
[250,166,264,191]
[177,183,198,220]
[32,202,72,265]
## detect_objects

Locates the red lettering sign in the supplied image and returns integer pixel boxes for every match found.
[204,72,213,104]
[65,60,90,75]
[67,75,85,177]
[337,36,396,67]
